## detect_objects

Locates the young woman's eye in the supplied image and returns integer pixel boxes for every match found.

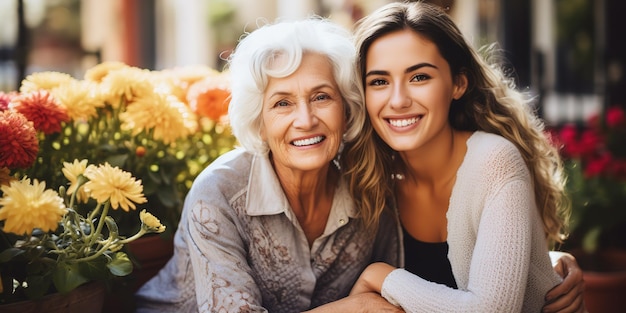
[410,74,430,82]
[368,78,388,86]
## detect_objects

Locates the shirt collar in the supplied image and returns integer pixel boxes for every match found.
[245,153,358,221]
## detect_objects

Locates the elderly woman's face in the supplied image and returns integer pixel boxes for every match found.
[261,52,346,173]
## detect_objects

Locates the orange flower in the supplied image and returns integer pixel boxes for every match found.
[0,110,39,169]
[187,75,231,121]
[10,90,70,134]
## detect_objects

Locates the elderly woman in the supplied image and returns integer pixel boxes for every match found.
[134,18,402,312]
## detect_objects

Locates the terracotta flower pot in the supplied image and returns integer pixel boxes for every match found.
[0,281,105,313]
[571,248,626,313]
[101,234,174,313]
[126,234,175,291]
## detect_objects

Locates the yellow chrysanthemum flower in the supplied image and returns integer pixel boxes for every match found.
[99,67,154,106]
[83,163,147,212]
[159,65,221,102]
[61,159,90,203]
[140,209,166,233]
[84,61,129,82]
[19,71,74,93]
[120,92,197,144]
[52,80,103,121]
[0,178,67,235]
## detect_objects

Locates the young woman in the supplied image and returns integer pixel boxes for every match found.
[344,2,584,312]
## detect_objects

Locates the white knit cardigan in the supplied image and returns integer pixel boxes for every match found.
[382,131,562,312]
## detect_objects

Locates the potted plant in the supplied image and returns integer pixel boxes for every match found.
[0,62,237,310]
[550,105,626,313]
[0,154,166,311]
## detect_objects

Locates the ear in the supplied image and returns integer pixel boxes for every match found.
[452,72,468,100]
[260,126,267,141]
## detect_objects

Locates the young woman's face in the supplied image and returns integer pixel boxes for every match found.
[364,29,466,153]
[261,52,345,173]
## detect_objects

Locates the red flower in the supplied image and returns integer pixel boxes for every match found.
[0,91,17,112]
[611,159,626,180]
[586,113,600,130]
[558,124,579,157]
[0,110,39,169]
[606,106,625,128]
[584,152,612,178]
[578,129,603,158]
[10,90,70,134]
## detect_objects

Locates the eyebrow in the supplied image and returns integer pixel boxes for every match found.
[267,83,336,99]
[365,62,438,77]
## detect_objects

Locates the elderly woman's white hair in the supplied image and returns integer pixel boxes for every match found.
[226,18,364,155]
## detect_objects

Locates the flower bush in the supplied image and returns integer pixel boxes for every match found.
[0,62,236,303]
[0,159,166,303]
[0,62,237,235]
[551,105,626,254]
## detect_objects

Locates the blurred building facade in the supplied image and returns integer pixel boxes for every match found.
[0,0,624,125]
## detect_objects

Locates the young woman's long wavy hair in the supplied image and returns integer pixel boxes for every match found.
[343,1,569,244]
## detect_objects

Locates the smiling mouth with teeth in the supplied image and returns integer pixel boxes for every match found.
[292,136,325,146]
[388,117,420,127]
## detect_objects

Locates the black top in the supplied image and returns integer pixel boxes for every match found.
[402,225,458,289]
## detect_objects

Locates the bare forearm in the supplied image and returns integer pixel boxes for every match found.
[303,293,404,313]
[351,262,397,295]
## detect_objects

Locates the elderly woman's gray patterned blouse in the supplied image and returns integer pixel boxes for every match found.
[135,148,401,313]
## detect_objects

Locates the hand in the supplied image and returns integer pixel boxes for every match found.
[543,251,587,313]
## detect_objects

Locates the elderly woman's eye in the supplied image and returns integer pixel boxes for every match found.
[275,99,290,107]
[313,94,331,101]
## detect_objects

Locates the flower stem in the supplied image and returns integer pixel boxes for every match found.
[89,201,109,248]
[119,228,147,244]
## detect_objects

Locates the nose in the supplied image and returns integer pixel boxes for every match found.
[389,84,411,109]
[293,101,318,129]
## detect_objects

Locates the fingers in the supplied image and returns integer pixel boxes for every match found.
[543,276,586,313]
[542,297,586,313]
[543,252,587,313]
[546,254,583,301]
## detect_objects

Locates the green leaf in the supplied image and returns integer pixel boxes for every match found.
[0,247,25,262]
[147,168,163,185]
[78,258,110,281]
[104,216,119,236]
[156,185,179,208]
[24,275,52,300]
[106,154,129,168]
[142,170,160,194]
[52,262,89,294]
[582,226,602,254]
[107,252,133,276]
